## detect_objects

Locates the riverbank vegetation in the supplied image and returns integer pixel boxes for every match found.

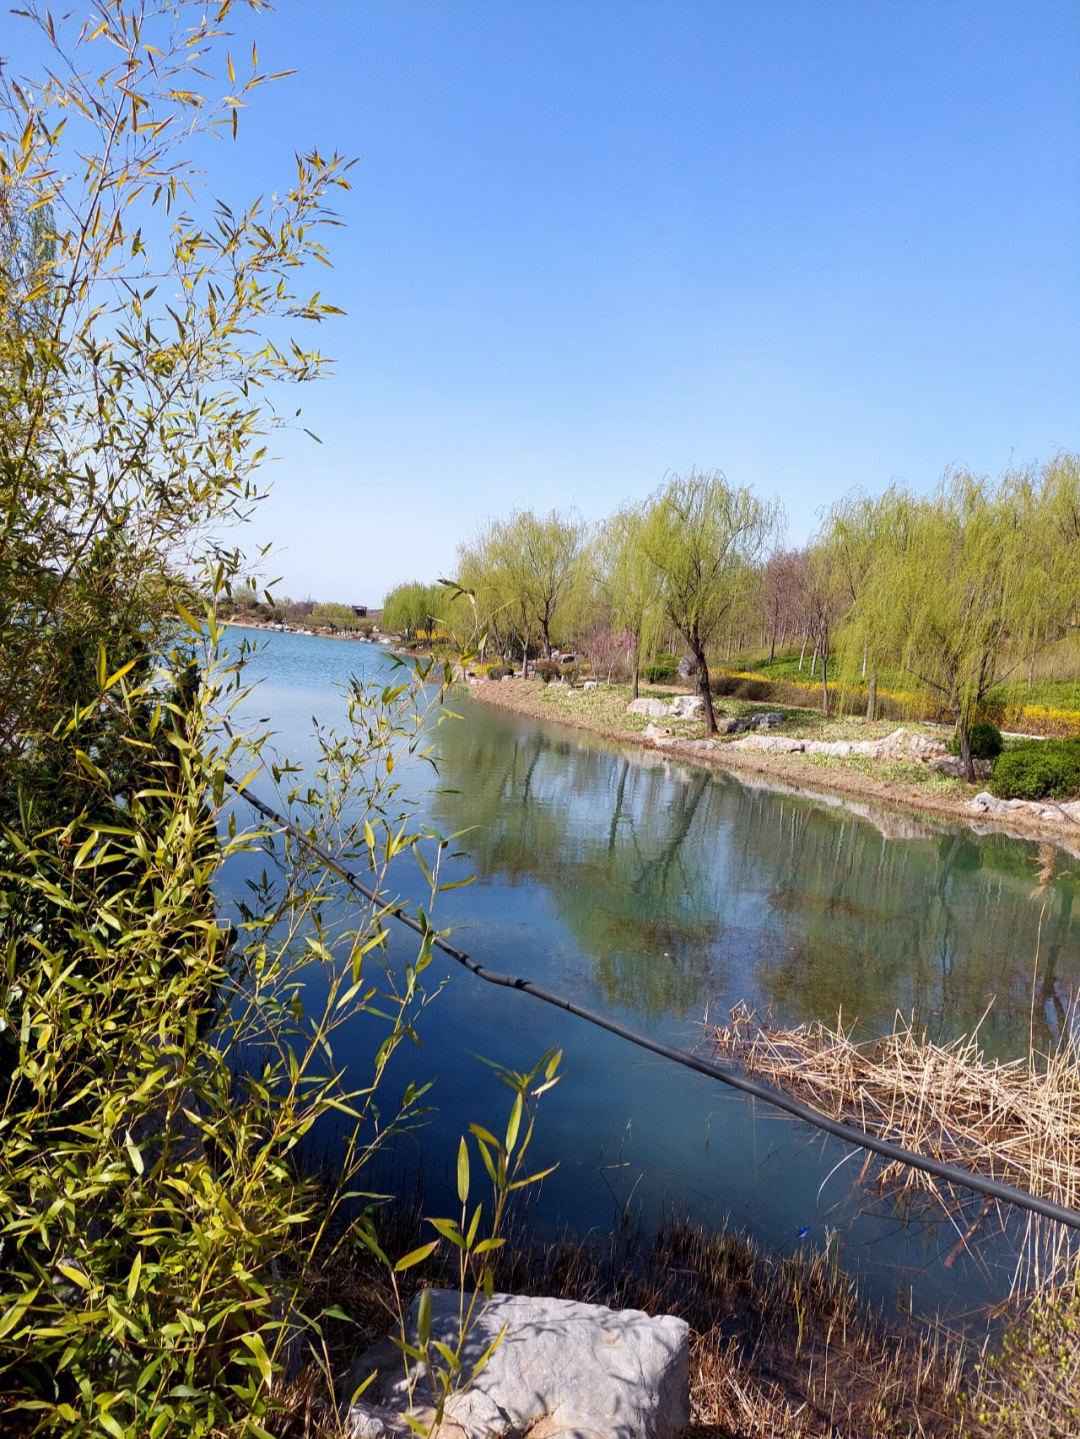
[383,458,1080,784]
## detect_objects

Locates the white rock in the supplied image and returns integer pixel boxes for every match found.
[668,694,704,718]
[731,735,806,753]
[582,680,598,691]
[643,723,675,745]
[805,739,880,757]
[626,697,669,719]
[967,791,999,812]
[343,1289,689,1439]
[876,728,947,763]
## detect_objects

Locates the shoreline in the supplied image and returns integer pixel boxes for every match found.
[220,618,386,643]
[460,676,1080,854]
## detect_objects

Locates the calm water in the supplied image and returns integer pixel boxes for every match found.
[222,628,1080,1321]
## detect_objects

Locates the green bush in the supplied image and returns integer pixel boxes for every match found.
[644,653,679,683]
[947,721,1004,761]
[989,738,1080,800]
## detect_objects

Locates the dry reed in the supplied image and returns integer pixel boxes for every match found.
[709,1004,1080,1291]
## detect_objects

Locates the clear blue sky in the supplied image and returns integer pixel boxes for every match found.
[31,1,1080,603]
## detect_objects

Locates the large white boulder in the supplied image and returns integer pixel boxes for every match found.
[626,697,670,719]
[343,1289,690,1439]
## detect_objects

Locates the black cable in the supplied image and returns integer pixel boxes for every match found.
[227,773,1080,1233]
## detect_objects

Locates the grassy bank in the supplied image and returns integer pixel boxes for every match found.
[734,655,1080,739]
[461,676,1080,849]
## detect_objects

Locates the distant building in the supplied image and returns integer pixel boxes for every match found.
[351,605,368,618]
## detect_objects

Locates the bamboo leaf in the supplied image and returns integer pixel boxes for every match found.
[457,1135,469,1204]
[394,1242,438,1272]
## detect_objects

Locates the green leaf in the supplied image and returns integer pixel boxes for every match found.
[56,1263,91,1291]
[426,1218,464,1249]
[104,658,138,690]
[0,1286,40,1340]
[509,1164,558,1191]
[126,1251,142,1302]
[175,602,204,635]
[471,1237,504,1255]
[417,1288,431,1347]
[457,1135,470,1204]
[394,1241,438,1272]
[505,1092,523,1157]
[240,1330,273,1386]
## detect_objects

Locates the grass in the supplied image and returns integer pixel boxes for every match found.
[731,648,1080,738]
[277,1183,1080,1438]
[806,751,969,798]
[284,1204,974,1438]
[525,678,705,736]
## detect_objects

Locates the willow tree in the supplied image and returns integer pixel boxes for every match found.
[1030,453,1080,636]
[821,490,895,720]
[597,504,663,698]
[643,470,781,733]
[457,509,586,674]
[381,580,444,643]
[844,471,1049,779]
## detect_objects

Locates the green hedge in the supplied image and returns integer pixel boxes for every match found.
[947,721,1003,761]
[644,653,679,683]
[989,738,1080,801]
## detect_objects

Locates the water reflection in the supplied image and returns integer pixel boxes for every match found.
[432,696,1080,1059]
[226,634,1080,1319]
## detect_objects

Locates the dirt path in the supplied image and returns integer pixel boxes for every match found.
[462,677,1080,853]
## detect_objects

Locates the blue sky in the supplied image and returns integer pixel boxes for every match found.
[18,0,1080,603]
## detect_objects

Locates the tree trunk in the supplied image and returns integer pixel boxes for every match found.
[693,643,718,733]
[521,637,529,679]
[810,646,817,679]
[958,720,975,783]
[821,651,829,716]
[798,626,809,671]
[769,624,776,661]
[632,654,639,700]
[866,667,878,723]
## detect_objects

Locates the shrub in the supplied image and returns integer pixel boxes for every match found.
[644,653,679,683]
[947,721,1003,761]
[990,738,1080,801]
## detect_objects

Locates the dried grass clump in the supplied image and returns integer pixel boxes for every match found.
[283,1208,969,1438]
[710,1005,1080,1289]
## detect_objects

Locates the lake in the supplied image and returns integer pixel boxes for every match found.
[222,627,1080,1321]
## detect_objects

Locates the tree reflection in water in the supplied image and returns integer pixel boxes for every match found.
[432,700,1080,1057]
